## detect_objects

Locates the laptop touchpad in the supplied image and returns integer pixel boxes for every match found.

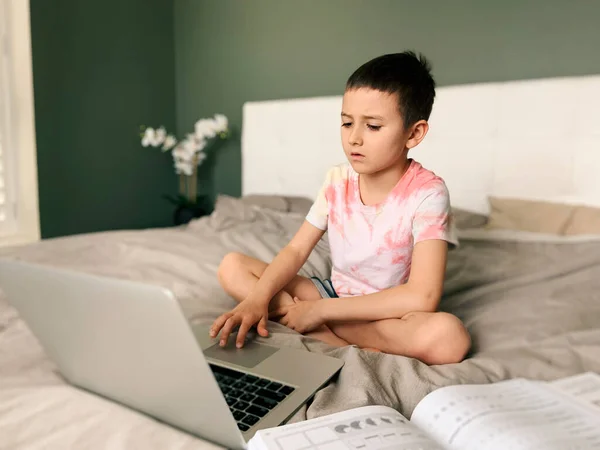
[204,341,278,368]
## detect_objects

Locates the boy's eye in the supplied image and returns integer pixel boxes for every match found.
[367,124,381,131]
[341,122,352,128]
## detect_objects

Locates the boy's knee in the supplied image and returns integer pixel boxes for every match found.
[414,313,471,365]
[217,252,245,288]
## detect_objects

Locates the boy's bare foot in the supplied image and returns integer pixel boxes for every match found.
[267,296,349,348]
[268,294,319,319]
[268,296,293,318]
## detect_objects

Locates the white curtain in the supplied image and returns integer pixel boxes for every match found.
[0,0,17,235]
[0,0,39,246]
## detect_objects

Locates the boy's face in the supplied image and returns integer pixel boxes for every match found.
[341,88,414,175]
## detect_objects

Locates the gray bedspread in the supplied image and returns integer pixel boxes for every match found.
[2,197,600,449]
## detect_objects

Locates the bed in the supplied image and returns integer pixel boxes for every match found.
[2,74,600,449]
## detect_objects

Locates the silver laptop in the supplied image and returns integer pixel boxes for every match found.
[0,259,344,449]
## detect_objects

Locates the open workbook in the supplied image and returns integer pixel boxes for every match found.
[248,372,600,450]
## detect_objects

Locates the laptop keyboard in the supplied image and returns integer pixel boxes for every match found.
[209,364,295,432]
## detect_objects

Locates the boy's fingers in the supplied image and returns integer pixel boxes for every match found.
[236,320,253,348]
[209,312,232,337]
[257,316,269,337]
[219,316,238,346]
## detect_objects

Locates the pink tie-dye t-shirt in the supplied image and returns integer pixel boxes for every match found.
[306,159,457,297]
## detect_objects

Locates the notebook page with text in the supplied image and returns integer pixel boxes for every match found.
[410,379,600,450]
[549,371,600,411]
[248,405,442,450]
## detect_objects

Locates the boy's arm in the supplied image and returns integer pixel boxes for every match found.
[247,220,325,304]
[247,166,332,303]
[321,239,448,322]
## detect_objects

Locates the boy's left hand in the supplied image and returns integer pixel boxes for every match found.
[271,297,326,333]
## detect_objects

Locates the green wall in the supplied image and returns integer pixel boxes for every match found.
[30,0,600,237]
[31,0,176,238]
[174,0,600,201]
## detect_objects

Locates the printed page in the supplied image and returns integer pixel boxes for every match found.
[548,371,600,411]
[248,405,443,450]
[410,378,600,450]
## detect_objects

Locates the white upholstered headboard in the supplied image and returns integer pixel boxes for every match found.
[242,75,600,214]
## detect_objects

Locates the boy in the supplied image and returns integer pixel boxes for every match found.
[210,52,471,365]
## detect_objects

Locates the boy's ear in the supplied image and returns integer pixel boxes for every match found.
[406,120,429,149]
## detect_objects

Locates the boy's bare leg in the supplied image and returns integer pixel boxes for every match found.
[217,252,350,347]
[328,312,471,365]
[217,253,470,362]
[217,252,321,312]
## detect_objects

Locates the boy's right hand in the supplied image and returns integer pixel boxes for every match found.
[209,298,270,348]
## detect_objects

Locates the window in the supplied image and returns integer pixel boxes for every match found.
[0,0,40,247]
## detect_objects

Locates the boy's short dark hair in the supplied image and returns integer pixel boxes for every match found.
[345,51,436,128]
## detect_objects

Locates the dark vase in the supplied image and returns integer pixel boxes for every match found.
[173,203,207,225]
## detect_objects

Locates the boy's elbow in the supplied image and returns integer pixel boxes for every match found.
[421,292,440,312]
[287,221,325,261]
[409,285,441,313]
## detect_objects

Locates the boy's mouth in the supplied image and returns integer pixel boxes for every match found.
[350,152,364,158]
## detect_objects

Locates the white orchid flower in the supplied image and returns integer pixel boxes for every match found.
[194,119,207,139]
[142,113,228,177]
[172,158,181,173]
[194,115,229,141]
[154,127,167,146]
[182,136,198,157]
[196,151,207,165]
[191,134,207,153]
[162,135,177,151]
[172,147,187,162]
[141,127,155,147]
[205,121,218,139]
[174,159,194,176]
[195,118,217,140]
[173,139,195,161]
[213,114,228,133]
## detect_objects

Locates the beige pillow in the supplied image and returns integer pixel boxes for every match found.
[486,197,576,234]
[486,197,600,235]
[564,205,600,235]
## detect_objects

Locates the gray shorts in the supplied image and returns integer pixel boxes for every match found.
[309,277,338,299]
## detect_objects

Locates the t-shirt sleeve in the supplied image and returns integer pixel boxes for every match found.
[305,171,331,231]
[412,181,459,248]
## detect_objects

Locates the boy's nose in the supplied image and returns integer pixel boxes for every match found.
[348,129,363,146]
